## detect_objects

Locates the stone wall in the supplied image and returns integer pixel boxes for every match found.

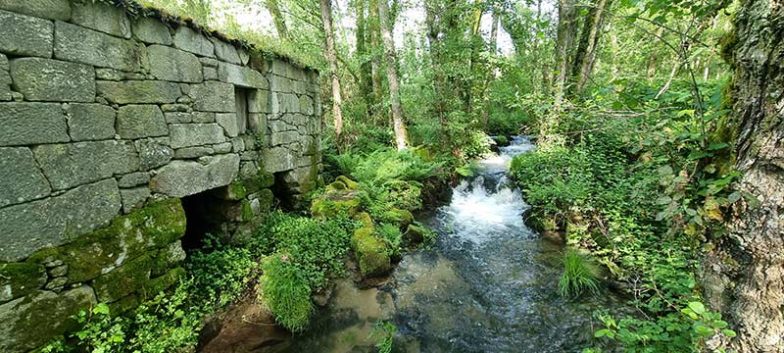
[0,1,321,351]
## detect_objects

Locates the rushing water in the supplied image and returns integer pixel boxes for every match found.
[285,136,627,353]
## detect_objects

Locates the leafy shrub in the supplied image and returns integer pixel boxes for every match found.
[260,254,314,332]
[558,249,600,298]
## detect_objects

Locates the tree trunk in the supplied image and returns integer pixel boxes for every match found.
[425,0,448,129]
[570,0,612,95]
[706,0,784,352]
[265,0,290,40]
[319,0,344,137]
[546,0,578,138]
[377,0,408,150]
[355,0,374,117]
[481,7,499,129]
[369,0,384,116]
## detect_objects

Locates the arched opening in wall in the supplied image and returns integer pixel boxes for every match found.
[180,187,236,251]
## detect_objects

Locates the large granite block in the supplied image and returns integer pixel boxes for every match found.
[0,147,51,208]
[0,10,54,58]
[148,45,203,83]
[0,103,69,146]
[54,21,146,72]
[9,58,95,102]
[116,105,168,139]
[33,141,139,190]
[97,80,181,104]
[150,154,240,197]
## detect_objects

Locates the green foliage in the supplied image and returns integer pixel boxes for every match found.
[42,237,257,353]
[254,212,353,291]
[260,254,314,332]
[371,321,397,353]
[558,249,600,298]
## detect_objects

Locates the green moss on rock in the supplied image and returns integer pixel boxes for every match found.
[93,254,154,303]
[0,262,46,303]
[403,224,427,246]
[26,199,186,284]
[143,267,186,298]
[310,192,361,219]
[351,227,392,278]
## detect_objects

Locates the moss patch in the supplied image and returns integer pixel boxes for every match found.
[26,199,186,285]
[351,226,392,278]
[0,262,46,303]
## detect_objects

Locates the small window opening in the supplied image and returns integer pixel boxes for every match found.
[234,87,251,135]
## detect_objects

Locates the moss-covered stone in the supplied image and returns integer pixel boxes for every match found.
[354,212,374,229]
[0,262,46,303]
[241,199,254,222]
[385,208,414,229]
[92,254,153,303]
[351,227,392,278]
[223,180,248,200]
[0,286,96,353]
[403,224,427,246]
[256,188,274,214]
[310,191,361,219]
[107,294,140,316]
[143,267,185,298]
[26,198,185,284]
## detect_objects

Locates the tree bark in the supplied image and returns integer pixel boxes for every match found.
[265,0,290,40]
[319,0,344,137]
[377,0,408,150]
[369,0,384,115]
[570,0,613,96]
[481,7,499,129]
[545,0,578,138]
[355,0,374,116]
[707,0,784,352]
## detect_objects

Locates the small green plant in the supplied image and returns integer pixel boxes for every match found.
[371,320,397,353]
[260,254,314,332]
[558,249,600,298]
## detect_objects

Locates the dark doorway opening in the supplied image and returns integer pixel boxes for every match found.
[270,172,295,210]
[181,189,223,251]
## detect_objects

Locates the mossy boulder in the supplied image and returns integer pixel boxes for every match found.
[354,212,374,229]
[310,191,361,219]
[143,266,186,298]
[351,226,392,278]
[384,208,414,229]
[92,254,155,303]
[26,198,186,285]
[403,224,428,246]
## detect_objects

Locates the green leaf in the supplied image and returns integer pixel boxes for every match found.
[688,302,706,315]
[722,329,737,338]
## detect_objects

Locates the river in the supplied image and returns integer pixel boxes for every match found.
[284,136,626,353]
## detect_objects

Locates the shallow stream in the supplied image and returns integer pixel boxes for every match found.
[284,136,628,353]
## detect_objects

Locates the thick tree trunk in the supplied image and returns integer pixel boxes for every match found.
[706,0,784,352]
[319,0,344,137]
[369,0,384,115]
[545,0,578,138]
[377,0,408,150]
[570,0,612,95]
[265,0,290,40]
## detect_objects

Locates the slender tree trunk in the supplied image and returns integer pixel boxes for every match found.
[355,0,374,117]
[655,61,682,99]
[481,7,499,129]
[377,0,408,150]
[265,0,290,40]
[571,0,613,95]
[425,1,448,129]
[466,2,484,113]
[319,0,344,137]
[704,0,784,352]
[369,0,384,117]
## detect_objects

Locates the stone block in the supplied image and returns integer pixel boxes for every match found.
[270,131,300,146]
[0,262,46,303]
[190,81,235,112]
[269,74,292,93]
[213,142,233,154]
[216,113,240,138]
[217,62,267,89]
[0,147,51,208]
[173,27,214,57]
[199,57,219,67]
[0,10,53,57]
[136,138,173,170]
[66,103,116,141]
[9,58,95,102]
[117,172,150,188]
[71,1,131,38]
[144,266,185,296]
[148,45,203,83]
[97,80,181,104]
[25,198,185,283]
[262,146,296,173]
[0,286,95,353]
[169,123,226,149]
[54,21,146,72]
[33,141,139,190]
[299,95,315,115]
[203,66,218,80]
[117,105,168,139]
[174,146,213,159]
[211,38,241,64]
[120,187,150,213]
[150,154,240,197]
[0,179,122,262]
[0,0,71,21]
[193,112,215,123]
[132,17,172,45]
[93,254,153,302]
[248,89,269,113]
[165,112,192,124]
[0,102,69,146]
